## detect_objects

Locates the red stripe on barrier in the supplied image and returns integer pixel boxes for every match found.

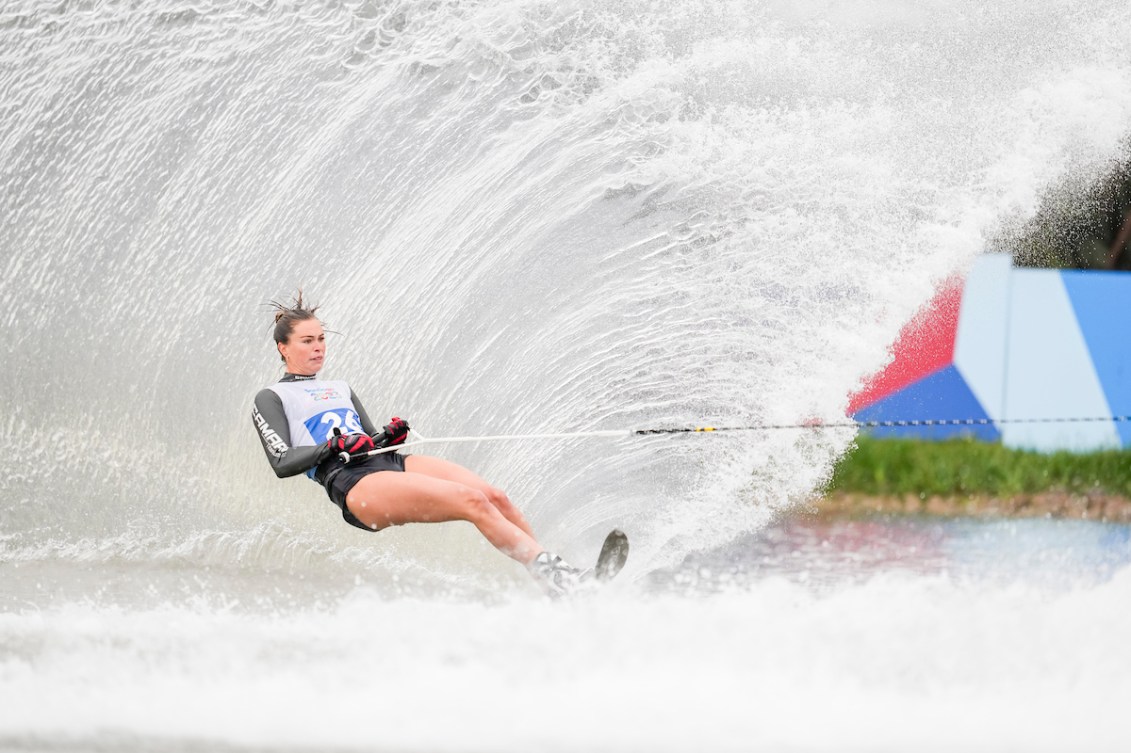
[848,273,965,414]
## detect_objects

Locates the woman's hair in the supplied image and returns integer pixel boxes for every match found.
[268,291,320,362]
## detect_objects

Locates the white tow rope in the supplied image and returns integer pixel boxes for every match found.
[349,428,634,460]
[338,414,1131,463]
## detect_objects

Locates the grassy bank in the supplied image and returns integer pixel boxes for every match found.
[827,436,1131,497]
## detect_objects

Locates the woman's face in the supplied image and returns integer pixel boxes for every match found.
[278,318,325,375]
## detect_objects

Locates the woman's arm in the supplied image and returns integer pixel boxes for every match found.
[252,389,331,478]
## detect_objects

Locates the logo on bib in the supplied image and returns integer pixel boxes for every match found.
[304,387,342,402]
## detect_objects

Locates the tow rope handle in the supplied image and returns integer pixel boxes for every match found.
[336,426,401,464]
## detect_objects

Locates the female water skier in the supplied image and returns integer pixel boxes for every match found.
[251,294,581,596]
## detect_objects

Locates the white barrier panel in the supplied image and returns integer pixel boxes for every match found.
[1001,269,1121,451]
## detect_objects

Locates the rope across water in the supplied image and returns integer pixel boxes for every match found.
[348,416,1131,459]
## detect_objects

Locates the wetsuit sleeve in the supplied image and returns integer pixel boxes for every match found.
[350,387,382,436]
[252,389,332,478]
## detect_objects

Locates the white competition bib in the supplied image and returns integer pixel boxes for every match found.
[268,379,363,478]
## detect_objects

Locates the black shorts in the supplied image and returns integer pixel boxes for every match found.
[325,452,408,531]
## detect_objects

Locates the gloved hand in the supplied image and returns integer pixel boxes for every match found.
[375,416,410,448]
[327,432,375,458]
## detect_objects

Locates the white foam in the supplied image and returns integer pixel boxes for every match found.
[2,569,1130,751]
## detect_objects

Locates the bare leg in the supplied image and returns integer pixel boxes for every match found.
[403,455,537,539]
[345,470,542,565]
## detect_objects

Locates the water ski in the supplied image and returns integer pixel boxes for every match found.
[531,529,629,597]
[593,529,629,582]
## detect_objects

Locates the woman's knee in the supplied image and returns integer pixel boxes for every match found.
[483,485,513,511]
[457,487,501,523]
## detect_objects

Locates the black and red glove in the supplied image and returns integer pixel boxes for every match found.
[376,416,410,447]
[327,432,375,457]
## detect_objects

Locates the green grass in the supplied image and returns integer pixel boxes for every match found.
[826,436,1131,498]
